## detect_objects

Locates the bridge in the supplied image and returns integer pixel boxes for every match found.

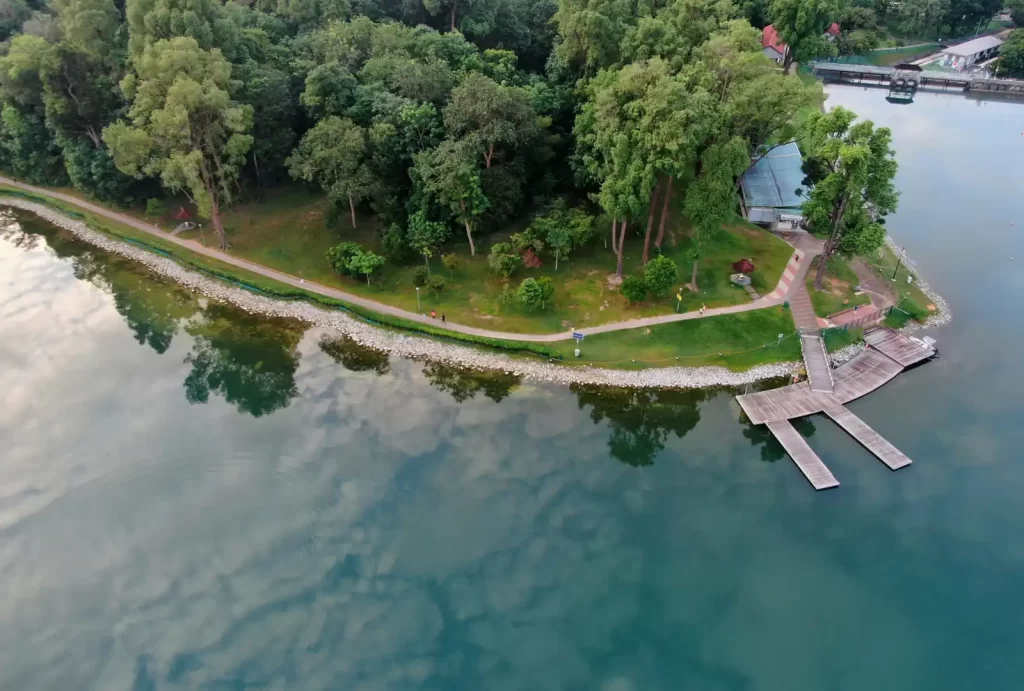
[737,327,936,490]
[811,62,1024,95]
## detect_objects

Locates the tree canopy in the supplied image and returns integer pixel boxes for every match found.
[801,107,898,289]
[0,0,900,295]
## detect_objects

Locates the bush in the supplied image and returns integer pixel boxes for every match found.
[644,255,678,296]
[441,253,459,274]
[426,274,447,294]
[412,266,429,287]
[488,241,523,278]
[517,276,554,310]
[621,275,648,304]
[382,223,409,260]
[499,282,516,306]
[325,242,364,277]
[145,198,166,218]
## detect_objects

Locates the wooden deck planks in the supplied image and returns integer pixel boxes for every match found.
[823,405,912,470]
[832,347,904,403]
[738,343,909,424]
[801,334,834,393]
[766,420,840,490]
[737,382,831,424]
[863,327,935,367]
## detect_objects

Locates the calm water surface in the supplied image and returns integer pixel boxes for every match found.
[2,86,1023,690]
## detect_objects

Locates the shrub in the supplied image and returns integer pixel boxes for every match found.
[517,276,554,310]
[145,198,166,218]
[488,242,522,278]
[499,282,516,306]
[510,229,543,253]
[325,242,364,277]
[644,255,678,296]
[621,275,648,303]
[413,266,429,287]
[382,223,409,260]
[426,274,447,294]
[348,249,385,284]
[441,253,459,274]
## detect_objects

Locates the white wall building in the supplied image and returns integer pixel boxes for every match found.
[941,35,1005,70]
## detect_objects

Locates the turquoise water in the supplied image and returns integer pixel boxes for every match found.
[1,86,1023,690]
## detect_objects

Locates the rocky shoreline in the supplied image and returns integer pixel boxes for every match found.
[2,198,946,390]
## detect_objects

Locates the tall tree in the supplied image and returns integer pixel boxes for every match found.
[552,0,634,72]
[896,0,948,39]
[125,0,223,58]
[287,116,373,227]
[996,29,1024,79]
[683,136,749,289]
[801,107,898,290]
[769,0,842,72]
[103,37,254,249]
[233,61,298,188]
[443,72,536,169]
[413,137,489,255]
[0,35,69,185]
[942,0,1000,37]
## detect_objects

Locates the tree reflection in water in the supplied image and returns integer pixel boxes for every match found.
[571,385,710,467]
[319,335,391,375]
[422,362,522,403]
[183,305,305,417]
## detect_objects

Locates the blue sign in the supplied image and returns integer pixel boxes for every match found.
[572,331,584,341]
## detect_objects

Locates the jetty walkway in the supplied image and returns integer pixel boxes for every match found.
[737,326,936,490]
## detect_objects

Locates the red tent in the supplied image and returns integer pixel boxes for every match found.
[732,258,755,273]
[173,206,191,220]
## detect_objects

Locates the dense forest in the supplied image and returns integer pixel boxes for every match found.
[0,0,903,272]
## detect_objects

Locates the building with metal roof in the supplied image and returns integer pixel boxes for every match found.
[740,142,808,227]
[941,35,1004,69]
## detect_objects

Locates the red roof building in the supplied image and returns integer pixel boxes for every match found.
[762,23,841,63]
[762,24,787,60]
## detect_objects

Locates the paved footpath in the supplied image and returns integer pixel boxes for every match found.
[0,175,821,343]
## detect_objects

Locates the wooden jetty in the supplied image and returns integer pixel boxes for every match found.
[766,420,840,490]
[823,406,912,470]
[738,327,935,490]
[801,333,834,393]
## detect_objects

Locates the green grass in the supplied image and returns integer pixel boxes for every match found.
[176,190,795,336]
[548,306,800,371]
[805,255,871,317]
[0,185,563,358]
[863,244,936,323]
[1,184,808,371]
[822,326,864,352]
[864,44,941,66]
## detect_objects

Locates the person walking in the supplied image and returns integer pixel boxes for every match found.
[441,313,446,324]
[430,310,436,319]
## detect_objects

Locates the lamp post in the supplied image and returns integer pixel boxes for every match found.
[891,247,904,281]
[416,286,421,313]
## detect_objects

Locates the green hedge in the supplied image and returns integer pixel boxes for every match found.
[0,189,564,360]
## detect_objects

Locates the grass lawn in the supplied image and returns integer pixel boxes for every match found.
[2,184,808,370]
[822,326,863,352]
[805,255,871,317]
[865,44,941,66]
[863,244,936,324]
[547,306,800,371]
[171,189,795,335]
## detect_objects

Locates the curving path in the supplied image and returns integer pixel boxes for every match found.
[0,175,821,343]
